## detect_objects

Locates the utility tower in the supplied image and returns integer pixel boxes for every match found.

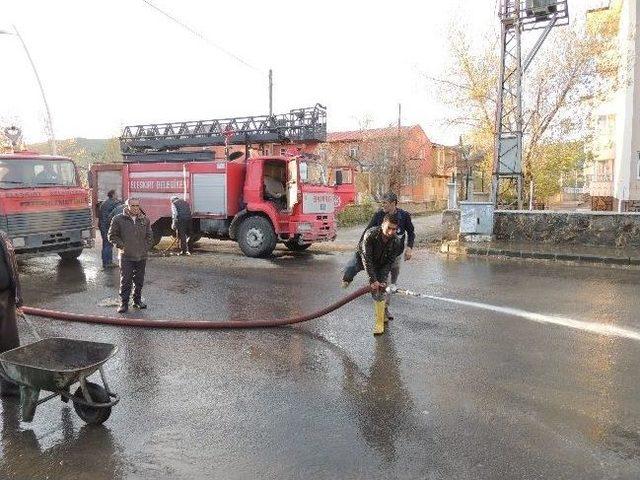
[492,0,569,208]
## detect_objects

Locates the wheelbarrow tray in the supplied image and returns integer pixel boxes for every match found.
[0,337,117,392]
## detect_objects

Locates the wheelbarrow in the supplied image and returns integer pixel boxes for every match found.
[0,337,119,425]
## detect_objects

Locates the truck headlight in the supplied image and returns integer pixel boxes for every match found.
[297,222,312,233]
[12,237,25,248]
[81,229,91,239]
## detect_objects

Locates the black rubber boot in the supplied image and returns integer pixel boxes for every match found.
[117,303,128,314]
[132,301,147,310]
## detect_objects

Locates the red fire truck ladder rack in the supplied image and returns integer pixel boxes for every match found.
[119,104,326,161]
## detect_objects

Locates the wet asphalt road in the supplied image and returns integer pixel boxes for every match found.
[2,237,640,479]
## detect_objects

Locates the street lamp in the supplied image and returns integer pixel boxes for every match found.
[0,26,57,155]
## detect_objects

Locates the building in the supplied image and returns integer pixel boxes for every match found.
[319,125,457,210]
[586,0,640,211]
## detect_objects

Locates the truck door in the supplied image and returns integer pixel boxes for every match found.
[287,160,298,211]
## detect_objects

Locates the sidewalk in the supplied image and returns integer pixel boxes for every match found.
[333,213,443,248]
[441,240,640,266]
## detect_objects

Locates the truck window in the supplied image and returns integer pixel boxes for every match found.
[0,159,77,188]
[300,161,327,186]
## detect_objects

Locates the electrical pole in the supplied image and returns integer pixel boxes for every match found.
[492,0,568,209]
[397,103,402,192]
[268,69,273,117]
[13,26,57,155]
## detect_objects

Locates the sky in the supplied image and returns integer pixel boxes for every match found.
[0,0,587,146]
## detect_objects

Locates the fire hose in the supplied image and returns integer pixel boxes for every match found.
[21,286,373,330]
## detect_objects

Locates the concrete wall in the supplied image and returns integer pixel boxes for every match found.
[442,209,640,247]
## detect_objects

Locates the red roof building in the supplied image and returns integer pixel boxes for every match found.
[320,125,457,210]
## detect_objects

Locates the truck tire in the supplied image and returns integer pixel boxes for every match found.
[188,233,202,248]
[58,249,83,261]
[151,223,164,247]
[237,216,276,258]
[284,240,312,252]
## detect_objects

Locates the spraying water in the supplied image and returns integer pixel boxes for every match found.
[390,287,640,342]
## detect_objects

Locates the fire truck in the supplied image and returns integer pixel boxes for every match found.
[0,127,94,259]
[90,105,337,258]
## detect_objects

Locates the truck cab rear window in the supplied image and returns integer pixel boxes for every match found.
[0,159,77,188]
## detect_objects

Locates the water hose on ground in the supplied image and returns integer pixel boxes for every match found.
[21,286,372,330]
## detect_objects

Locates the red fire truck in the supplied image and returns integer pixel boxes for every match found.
[0,130,94,258]
[90,105,337,258]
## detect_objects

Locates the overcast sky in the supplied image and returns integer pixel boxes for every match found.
[0,0,586,145]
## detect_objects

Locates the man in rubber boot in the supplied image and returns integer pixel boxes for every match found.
[359,213,404,335]
[170,195,192,256]
[0,231,23,397]
[98,189,121,269]
[343,192,414,322]
[108,198,153,314]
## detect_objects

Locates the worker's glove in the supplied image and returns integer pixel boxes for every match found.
[386,284,398,294]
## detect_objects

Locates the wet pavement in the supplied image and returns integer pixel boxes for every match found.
[2,237,640,479]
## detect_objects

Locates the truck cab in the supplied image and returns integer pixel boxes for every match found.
[0,152,94,258]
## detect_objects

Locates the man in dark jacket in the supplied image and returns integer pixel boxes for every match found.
[0,231,23,397]
[342,192,415,298]
[108,198,153,313]
[98,189,120,269]
[171,195,192,256]
[359,213,404,335]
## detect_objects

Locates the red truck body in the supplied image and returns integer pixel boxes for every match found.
[90,150,337,257]
[0,151,94,258]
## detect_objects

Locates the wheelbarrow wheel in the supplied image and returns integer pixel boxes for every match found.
[72,382,112,425]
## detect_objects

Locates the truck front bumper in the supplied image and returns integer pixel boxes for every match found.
[292,215,337,243]
[13,228,94,256]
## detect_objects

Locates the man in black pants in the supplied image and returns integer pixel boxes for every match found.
[98,189,120,269]
[359,213,404,335]
[0,231,23,397]
[171,195,192,255]
[108,198,153,314]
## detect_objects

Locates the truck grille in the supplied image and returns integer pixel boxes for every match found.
[5,209,92,235]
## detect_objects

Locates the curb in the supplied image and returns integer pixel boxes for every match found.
[440,240,640,266]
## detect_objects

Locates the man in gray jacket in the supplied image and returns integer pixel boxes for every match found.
[108,198,153,313]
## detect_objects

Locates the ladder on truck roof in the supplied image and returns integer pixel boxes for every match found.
[120,104,326,155]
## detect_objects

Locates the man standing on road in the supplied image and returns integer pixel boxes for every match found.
[342,192,415,319]
[359,213,404,335]
[108,198,153,314]
[98,189,120,269]
[170,195,192,256]
[0,231,23,397]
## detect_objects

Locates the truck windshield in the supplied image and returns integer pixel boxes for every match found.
[0,159,78,188]
[299,160,328,186]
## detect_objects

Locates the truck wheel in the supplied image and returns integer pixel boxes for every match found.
[188,233,202,248]
[238,216,276,258]
[151,223,164,247]
[284,240,312,252]
[58,249,83,260]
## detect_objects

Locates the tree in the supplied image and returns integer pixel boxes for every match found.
[426,6,620,202]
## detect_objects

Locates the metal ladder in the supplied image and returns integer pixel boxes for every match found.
[120,104,327,153]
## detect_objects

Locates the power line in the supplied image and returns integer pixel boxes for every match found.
[141,0,262,73]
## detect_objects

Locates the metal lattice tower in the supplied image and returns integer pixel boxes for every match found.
[492,0,569,209]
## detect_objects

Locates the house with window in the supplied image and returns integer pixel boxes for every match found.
[319,125,457,210]
[585,0,640,211]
